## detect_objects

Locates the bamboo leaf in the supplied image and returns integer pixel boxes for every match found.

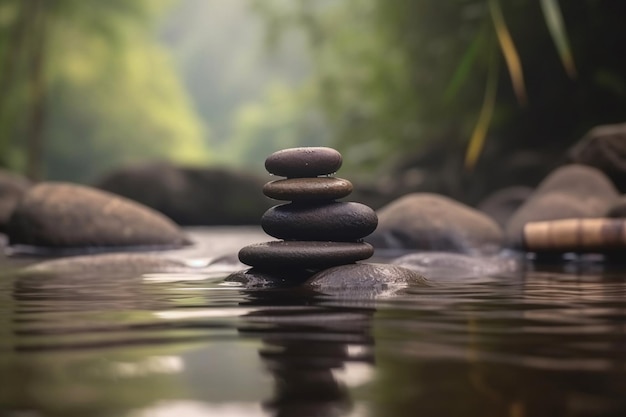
[444,26,487,103]
[465,48,499,170]
[540,0,577,78]
[488,0,526,105]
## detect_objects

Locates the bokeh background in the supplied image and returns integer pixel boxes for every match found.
[1,0,625,205]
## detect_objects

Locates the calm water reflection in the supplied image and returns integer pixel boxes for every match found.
[1,238,626,416]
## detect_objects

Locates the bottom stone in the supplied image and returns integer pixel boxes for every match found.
[224,268,315,288]
[238,241,374,270]
[306,263,429,289]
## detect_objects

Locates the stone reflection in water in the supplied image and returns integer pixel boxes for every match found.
[238,290,375,417]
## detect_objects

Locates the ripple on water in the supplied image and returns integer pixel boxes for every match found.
[1,229,626,416]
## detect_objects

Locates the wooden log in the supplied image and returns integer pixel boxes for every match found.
[522,218,626,252]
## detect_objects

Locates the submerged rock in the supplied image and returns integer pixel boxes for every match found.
[368,193,503,254]
[392,251,520,281]
[7,182,189,249]
[307,263,429,290]
[505,165,618,246]
[21,253,192,275]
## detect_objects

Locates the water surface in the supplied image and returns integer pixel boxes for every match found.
[1,228,625,417]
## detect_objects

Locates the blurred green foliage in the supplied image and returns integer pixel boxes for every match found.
[0,0,209,182]
[1,0,625,187]
[160,0,317,171]
[250,0,626,181]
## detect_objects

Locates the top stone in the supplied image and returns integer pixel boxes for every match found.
[265,147,342,177]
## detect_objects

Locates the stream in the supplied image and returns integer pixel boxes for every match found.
[1,227,625,417]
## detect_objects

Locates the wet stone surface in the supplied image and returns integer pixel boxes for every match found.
[261,202,377,241]
[307,262,430,290]
[240,146,377,274]
[7,182,189,248]
[238,241,374,270]
[263,177,353,201]
[265,147,342,178]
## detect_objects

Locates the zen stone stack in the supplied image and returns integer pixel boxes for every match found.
[238,147,378,272]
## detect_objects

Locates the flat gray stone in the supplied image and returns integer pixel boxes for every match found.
[7,182,189,248]
[307,263,429,290]
[262,202,377,241]
[265,147,342,177]
[238,241,374,270]
[21,253,191,275]
[263,177,353,201]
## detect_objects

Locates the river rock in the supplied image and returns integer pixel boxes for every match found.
[21,253,192,275]
[367,193,503,254]
[567,123,626,192]
[7,182,189,248]
[477,186,533,228]
[239,241,374,270]
[263,177,353,201]
[96,162,272,225]
[392,251,520,281]
[505,165,619,246]
[261,202,377,241]
[307,263,429,290]
[0,170,31,233]
[265,147,342,177]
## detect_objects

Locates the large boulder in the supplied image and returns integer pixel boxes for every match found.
[0,170,31,233]
[367,193,503,254]
[568,123,626,192]
[504,164,619,246]
[7,182,189,248]
[95,162,272,225]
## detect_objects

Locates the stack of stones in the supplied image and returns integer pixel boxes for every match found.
[238,147,378,274]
